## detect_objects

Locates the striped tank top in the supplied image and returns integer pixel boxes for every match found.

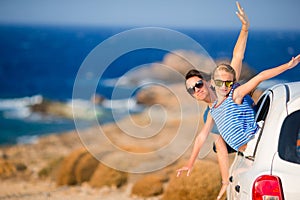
[210,83,257,151]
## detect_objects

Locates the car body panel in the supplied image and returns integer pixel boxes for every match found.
[272,153,300,199]
[228,81,300,200]
[272,87,300,199]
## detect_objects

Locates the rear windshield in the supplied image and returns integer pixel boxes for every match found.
[278,110,300,164]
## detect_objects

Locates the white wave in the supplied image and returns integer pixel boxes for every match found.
[3,107,31,119]
[102,98,143,112]
[101,77,131,87]
[101,78,118,87]
[101,76,166,88]
[16,135,39,144]
[69,98,94,109]
[70,98,104,119]
[0,95,43,110]
[0,95,43,119]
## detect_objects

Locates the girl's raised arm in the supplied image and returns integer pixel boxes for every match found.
[230,1,249,81]
[233,54,300,104]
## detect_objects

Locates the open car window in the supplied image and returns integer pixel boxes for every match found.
[255,93,271,122]
[244,93,271,158]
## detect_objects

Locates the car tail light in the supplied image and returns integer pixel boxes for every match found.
[252,175,284,200]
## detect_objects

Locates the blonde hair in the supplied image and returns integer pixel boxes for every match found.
[212,63,236,82]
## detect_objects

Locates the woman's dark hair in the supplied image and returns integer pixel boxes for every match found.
[185,69,211,81]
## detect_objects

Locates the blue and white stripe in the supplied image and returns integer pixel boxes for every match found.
[210,83,257,151]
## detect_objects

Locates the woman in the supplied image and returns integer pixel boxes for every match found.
[177,1,250,199]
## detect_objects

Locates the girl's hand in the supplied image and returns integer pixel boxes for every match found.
[288,54,300,69]
[176,166,192,177]
[236,1,249,30]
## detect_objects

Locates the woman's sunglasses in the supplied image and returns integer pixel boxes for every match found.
[187,80,204,95]
[214,80,234,87]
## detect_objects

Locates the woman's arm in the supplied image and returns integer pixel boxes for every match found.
[234,54,300,104]
[176,114,214,177]
[214,137,230,199]
[230,1,249,81]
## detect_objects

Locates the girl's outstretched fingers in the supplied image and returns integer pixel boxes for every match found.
[288,54,300,69]
[235,1,249,29]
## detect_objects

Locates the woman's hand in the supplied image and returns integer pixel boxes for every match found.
[176,166,192,177]
[217,181,230,200]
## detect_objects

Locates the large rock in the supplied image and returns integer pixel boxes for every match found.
[119,50,215,86]
[89,164,128,188]
[162,50,215,76]
[30,99,74,118]
[131,174,168,197]
[0,158,27,178]
[162,160,222,200]
[136,85,177,108]
[0,159,16,178]
[56,148,99,186]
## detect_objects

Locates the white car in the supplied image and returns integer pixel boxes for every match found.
[227,81,300,200]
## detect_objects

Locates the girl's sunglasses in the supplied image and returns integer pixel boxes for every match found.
[187,80,204,95]
[214,80,234,87]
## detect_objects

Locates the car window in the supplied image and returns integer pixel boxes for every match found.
[255,94,270,122]
[245,93,271,158]
[278,110,300,164]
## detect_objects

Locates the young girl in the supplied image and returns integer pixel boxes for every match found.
[210,55,300,151]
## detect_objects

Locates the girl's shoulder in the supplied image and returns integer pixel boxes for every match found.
[229,82,240,97]
[232,82,241,90]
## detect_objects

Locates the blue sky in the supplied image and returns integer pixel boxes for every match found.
[0,0,300,30]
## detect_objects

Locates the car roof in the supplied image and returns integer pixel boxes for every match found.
[268,81,300,103]
[285,81,300,101]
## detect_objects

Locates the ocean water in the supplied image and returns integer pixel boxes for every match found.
[0,24,300,145]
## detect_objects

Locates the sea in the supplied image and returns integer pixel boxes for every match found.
[0,24,300,145]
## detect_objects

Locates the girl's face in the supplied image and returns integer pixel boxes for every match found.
[212,69,234,99]
[186,76,212,102]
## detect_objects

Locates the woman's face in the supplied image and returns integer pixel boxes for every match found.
[186,76,211,102]
[212,69,234,98]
